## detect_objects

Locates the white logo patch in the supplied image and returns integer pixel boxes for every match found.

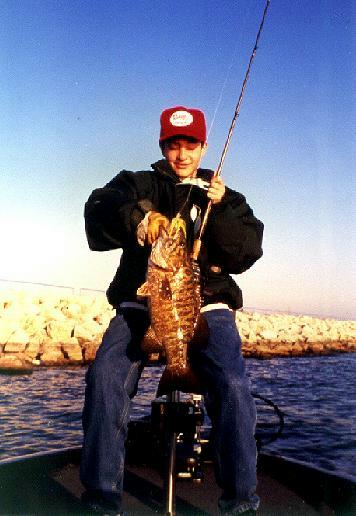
[170,110,193,127]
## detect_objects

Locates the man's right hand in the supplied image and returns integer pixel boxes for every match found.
[147,211,169,244]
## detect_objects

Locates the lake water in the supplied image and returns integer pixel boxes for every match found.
[0,354,355,481]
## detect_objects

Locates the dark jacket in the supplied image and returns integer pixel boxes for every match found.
[84,159,264,309]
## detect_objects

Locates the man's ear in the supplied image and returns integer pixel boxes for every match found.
[201,142,208,157]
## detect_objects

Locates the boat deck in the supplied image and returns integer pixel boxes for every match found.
[0,448,354,515]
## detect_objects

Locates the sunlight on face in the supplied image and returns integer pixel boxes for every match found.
[161,138,207,179]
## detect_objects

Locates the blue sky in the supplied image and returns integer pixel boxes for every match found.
[1,0,355,319]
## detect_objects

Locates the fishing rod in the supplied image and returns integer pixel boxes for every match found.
[192,0,271,261]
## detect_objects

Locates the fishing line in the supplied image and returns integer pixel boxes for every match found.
[177,184,194,218]
[207,47,239,140]
[177,6,252,222]
[207,2,253,139]
[177,4,253,218]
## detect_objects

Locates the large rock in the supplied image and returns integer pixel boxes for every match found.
[3,329,30,352]
[0,324,14,344]
[41,306,67,322]
[0,354,33,374]
[46,319,75,342]
[28,329,47,346]
[61,302,82,318]
[0,318,22,343]
[62,340,83,362]
[74,319,104,341]
[40,342,66,365]
[4,342,28,353]
[24,315,47,336]
[26,342,41,358]
[6,329,30,345]
[82,341,101,362]
[259,329,278,341]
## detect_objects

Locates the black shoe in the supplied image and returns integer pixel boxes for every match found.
[219,496,258,515]
[81,490,123,515]
[220,507,257,515]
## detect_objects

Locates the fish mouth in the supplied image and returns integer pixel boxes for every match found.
[149,215,188,269]
[168,216,187,238]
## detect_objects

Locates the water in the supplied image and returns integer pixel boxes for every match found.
[0,354,355,481]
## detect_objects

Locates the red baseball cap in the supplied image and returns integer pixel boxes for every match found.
[159,106,207,143]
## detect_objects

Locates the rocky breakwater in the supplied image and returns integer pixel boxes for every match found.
[237,311,356,358]
[0,291,115,372]
[0,290,355,372]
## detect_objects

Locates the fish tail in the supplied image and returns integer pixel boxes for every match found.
[156,366,203,397]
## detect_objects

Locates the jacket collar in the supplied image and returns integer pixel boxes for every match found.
[151,159,179,182]
[151,159,214,183]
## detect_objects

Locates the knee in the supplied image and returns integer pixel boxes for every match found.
[85,315,131,386]
[215,369,251,402]
[85,355,109,391]
[85,357,128,413]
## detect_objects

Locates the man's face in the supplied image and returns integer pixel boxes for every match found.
[161,137,207,179]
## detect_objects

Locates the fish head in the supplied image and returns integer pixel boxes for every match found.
[150,216,188,270]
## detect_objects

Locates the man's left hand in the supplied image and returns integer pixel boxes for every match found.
[207,176,226,204]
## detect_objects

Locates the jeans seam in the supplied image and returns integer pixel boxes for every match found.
[112,360,139,491]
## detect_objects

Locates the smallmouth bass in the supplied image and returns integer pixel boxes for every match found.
[137,215,203,396]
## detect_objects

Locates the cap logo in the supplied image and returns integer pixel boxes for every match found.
[169,110,193,127]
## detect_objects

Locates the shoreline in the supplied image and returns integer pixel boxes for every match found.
[0,290,355,372]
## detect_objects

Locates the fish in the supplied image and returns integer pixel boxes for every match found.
[137,215,203,396]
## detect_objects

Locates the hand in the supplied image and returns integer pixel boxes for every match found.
[147,211,169,244]
[207,176,226,204]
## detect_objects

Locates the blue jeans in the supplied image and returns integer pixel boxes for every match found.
[80,308,259,513]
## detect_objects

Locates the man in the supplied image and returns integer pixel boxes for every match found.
[81,106,264,514]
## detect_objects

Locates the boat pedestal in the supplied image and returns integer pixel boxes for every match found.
[166,390,179,516]
[150,391,205,515]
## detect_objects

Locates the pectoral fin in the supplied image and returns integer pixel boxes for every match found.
[137,281,151,297]
[190,314,209,349]
[141,325,164,354]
